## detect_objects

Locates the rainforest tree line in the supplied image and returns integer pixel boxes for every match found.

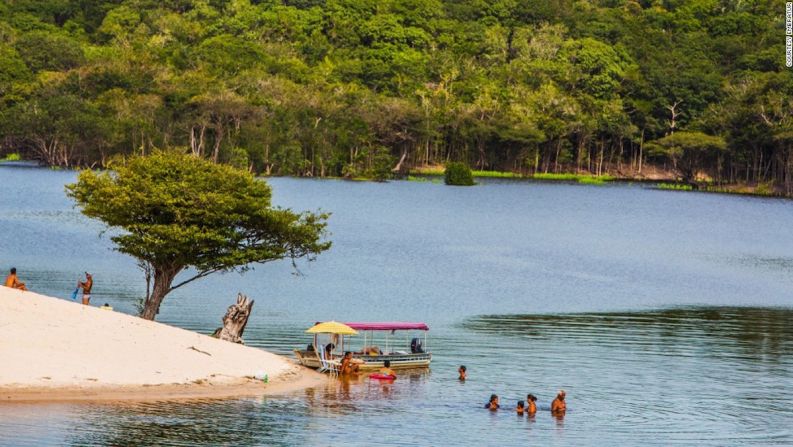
[0,0,790,190]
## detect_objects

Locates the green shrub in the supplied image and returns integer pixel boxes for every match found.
[444,162,475,186]
[1,153,21,161]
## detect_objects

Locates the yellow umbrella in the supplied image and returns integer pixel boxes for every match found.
[306,321,358,335]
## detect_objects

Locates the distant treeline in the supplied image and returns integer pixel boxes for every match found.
[0,1,790,190]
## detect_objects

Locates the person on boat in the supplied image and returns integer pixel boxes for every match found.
[516,400,526,415]
[77,272,93,305]
[458,365,467,381]
[340,351,359,375]
[526,394,538,416]
[484,394,500,410]
[4,267,27,291]
[379,360,396,378]
[324,343,335,360]
[551,390,566,414]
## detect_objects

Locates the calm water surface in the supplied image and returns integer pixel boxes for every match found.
[1,166,792,446]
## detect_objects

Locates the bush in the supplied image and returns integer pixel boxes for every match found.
[444,162,475,186]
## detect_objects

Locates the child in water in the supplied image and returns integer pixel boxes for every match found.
[484,394,500,410]
[526,394,537,416]
[379,360,396,377]
[516,400,526,415]
[458,365,467,381]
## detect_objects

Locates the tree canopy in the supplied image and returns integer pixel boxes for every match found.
[66,150,331,320]
[0,0,790,192]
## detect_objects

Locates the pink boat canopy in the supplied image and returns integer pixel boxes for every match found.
[344,322,430,331]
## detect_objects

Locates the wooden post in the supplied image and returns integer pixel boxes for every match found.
[212,293,254,344]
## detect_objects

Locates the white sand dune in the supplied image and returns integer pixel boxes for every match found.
[0,287,322,400]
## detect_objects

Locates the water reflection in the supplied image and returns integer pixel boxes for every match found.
[464,306,793,364]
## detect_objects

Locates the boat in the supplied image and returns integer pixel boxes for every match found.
[294,321,432,371]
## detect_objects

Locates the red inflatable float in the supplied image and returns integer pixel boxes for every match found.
[369,373,396,380]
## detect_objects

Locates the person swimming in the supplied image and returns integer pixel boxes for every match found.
[458,365,467,381]
[526,394,538,416]
[551,389,567,414]
[516,400,526,415]
[484,394,500,410]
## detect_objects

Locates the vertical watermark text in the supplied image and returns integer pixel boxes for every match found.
[787,2,792,67]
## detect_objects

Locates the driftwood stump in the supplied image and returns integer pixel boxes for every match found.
[212,293,254,344]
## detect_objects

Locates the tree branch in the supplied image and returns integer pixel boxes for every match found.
[169,268,223,292]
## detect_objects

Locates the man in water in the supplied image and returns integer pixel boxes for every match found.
[379,360,396,377]
[551,390,567,414]
[458,365,467,381]
[4,268,27,291]
[77,272,93,305]
[484,394,500,410]
[340,351,359,375]
[516,400,526,415]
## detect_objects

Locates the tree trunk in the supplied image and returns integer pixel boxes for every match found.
[212,293,255,344]
[140,266,180,320]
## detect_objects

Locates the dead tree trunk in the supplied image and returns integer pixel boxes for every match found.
[212,293,254,344]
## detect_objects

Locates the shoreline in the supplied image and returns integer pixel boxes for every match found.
[0,287,325,402]
[0,365,325,402]
[1,161,785,199]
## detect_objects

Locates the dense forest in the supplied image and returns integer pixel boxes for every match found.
[0,0,790,191]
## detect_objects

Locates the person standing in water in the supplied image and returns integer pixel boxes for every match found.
[340,351,360,375]
[526,394,538,416]
[4,268,27,291]
[77,272,93,305]
[516,400,526,415]
[551,390,567,415]
[458,365,467,381]
[379,360,396,377]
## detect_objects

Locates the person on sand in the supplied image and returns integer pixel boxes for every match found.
[516,400,526,415]
[340,351,359,375]
[551,390,567,414]
[4,267,27,291]
[77,272,93,305]
[526,394,538,416]
[379,360,396,377]
[458,365,467,381]
[484,394,500,410]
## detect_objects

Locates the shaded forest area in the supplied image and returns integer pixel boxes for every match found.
[0,0,791,191]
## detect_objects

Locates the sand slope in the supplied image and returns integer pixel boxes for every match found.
[0,287,321,400]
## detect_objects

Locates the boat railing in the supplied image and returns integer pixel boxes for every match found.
[354,352,432,362]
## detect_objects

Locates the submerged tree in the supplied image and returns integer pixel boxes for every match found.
[66,150,331,320]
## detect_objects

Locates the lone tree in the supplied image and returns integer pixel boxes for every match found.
[66,151,331,320]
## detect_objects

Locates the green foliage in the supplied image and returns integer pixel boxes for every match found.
[444,162,475,186]
[15,31,84,72]
[66,151,331,319]
[648,131,726,183]
[471,170,522,179]
[0,0,788,193]
[657,182,694,191]
[0,152,21,161]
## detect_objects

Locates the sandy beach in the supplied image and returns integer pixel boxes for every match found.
[0,287,323,401]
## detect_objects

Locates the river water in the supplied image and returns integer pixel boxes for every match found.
[0,165,792,446]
